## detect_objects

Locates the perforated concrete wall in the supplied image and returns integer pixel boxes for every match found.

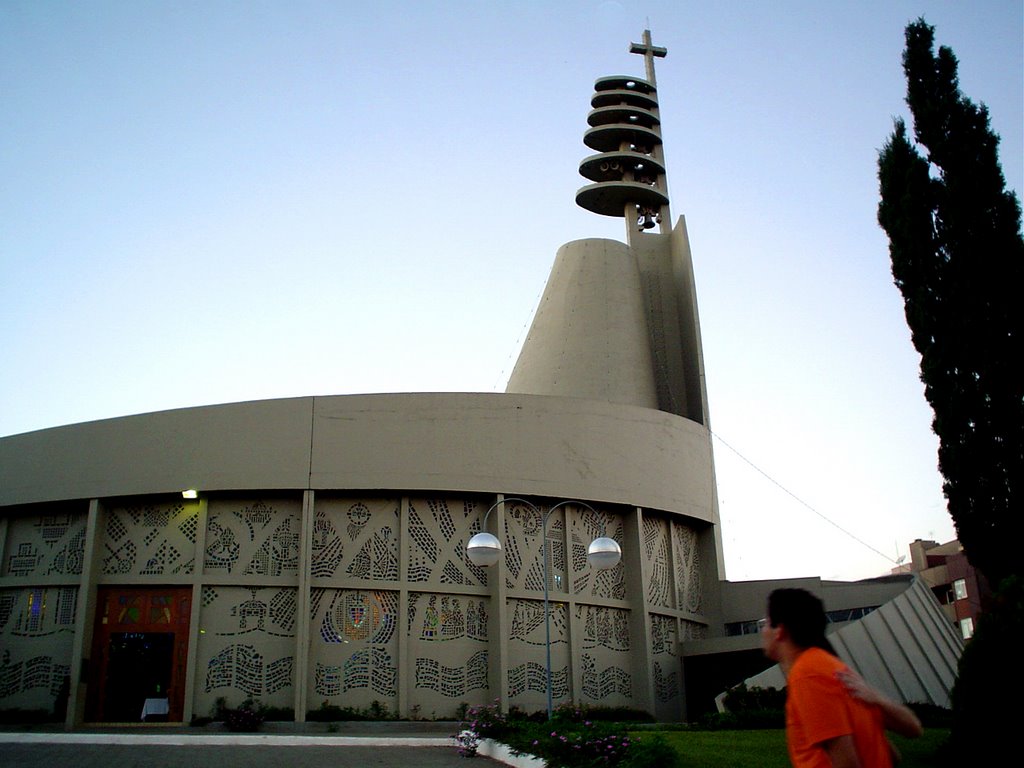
[0,492,713,722]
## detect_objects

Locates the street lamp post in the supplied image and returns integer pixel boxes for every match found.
[466,497,622,720]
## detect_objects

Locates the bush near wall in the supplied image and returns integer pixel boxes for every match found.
[697,683,785,729]
[462,701,670,768]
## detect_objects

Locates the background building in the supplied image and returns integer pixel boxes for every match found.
[893,538,990,640]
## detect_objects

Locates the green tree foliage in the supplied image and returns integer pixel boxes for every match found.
[877,19,1023,586]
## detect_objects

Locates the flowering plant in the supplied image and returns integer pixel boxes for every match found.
[461,699,514,740]
[456,699,653,768]
[525,724,632,767]
[452,729,479,758]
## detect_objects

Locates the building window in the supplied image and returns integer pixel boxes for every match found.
[724,620,762,636]
[953,578,968,601]
[825,606,878,623]
[960,617,974,640]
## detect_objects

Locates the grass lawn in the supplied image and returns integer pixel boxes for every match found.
[632,728,950,768]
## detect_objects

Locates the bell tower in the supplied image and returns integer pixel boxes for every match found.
[577,30,671,244]
[507,29,712,429]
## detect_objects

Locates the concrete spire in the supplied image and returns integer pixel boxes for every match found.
[510,29,711,430]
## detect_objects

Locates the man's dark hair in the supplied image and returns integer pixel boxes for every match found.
[767,588,837,655]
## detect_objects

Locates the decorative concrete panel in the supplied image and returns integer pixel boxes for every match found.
[102,501,198,576]
[204,498,301,578]
[672,521,702,614]
[643,516,673,608]
[0,587,76,711]
[2,512,86,578]
[307,588,398,716]
[507,598,570,711]
[504,501,567,594]
[577,604,632,705]
[407,497,488,587]
[568,505,625,600]
[408,592,490,717]
[311,497,399,581]
[680,619,707,641]
[195,586,295,714]
[650,614,680,718]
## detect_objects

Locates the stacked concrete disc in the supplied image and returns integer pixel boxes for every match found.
[575,76,669,228]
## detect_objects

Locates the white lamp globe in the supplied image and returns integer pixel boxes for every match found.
[467,532,502,567]
[587,537,622,570]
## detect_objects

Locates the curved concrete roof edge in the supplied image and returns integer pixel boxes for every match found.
[0,392,717,522]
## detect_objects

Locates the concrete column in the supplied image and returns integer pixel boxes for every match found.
[65,498,104,729]
[293,490,315,722]
[182,496,209,723]
[623,507,654,715]
[398,496,410,718]
[664,518,684,722]
[493,495,510,710]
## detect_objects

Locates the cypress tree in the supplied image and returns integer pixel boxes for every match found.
[877,19,1023,587]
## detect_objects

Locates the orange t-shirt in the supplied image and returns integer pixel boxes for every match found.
[785,648,891,768]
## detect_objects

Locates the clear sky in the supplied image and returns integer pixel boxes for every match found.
[2,1,1021,583]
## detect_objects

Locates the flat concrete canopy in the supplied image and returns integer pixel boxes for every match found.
[576,181,669,216]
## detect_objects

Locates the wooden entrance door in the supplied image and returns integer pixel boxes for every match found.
[86,587,191,722]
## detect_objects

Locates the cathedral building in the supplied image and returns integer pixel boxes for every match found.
[0,32,959,728]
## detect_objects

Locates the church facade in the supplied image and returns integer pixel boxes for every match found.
[0,31,959,728]
[0,391,720,724]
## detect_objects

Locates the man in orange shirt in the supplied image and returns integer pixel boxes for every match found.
[761,589,923,767]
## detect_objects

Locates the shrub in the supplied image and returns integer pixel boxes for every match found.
[505,721,632,768]
[620,734,681,768]
[698,709,784,730]
[221,698,266,732]
[707,683,784,729]
[461,700,515,740]
[0,708,52,724]
[907,702,953,729]
[552,702,654,724]
[722,683,786,713]
[260,705,294,721]
[306,699,397,721]
[459,699,657,768]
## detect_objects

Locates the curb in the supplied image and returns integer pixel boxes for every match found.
[0,733,453,746]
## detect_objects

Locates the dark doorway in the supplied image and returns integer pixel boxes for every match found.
[103,632,174,722]
[86,587,191,723]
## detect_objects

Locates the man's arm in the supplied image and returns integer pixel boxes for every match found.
[836,669,924,738]
[822,734,862,768]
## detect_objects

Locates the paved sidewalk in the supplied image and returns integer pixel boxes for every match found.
[0,743,485,767]
[0,721,496,768]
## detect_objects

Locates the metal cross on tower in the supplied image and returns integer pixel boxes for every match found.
[629,29,667,87]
